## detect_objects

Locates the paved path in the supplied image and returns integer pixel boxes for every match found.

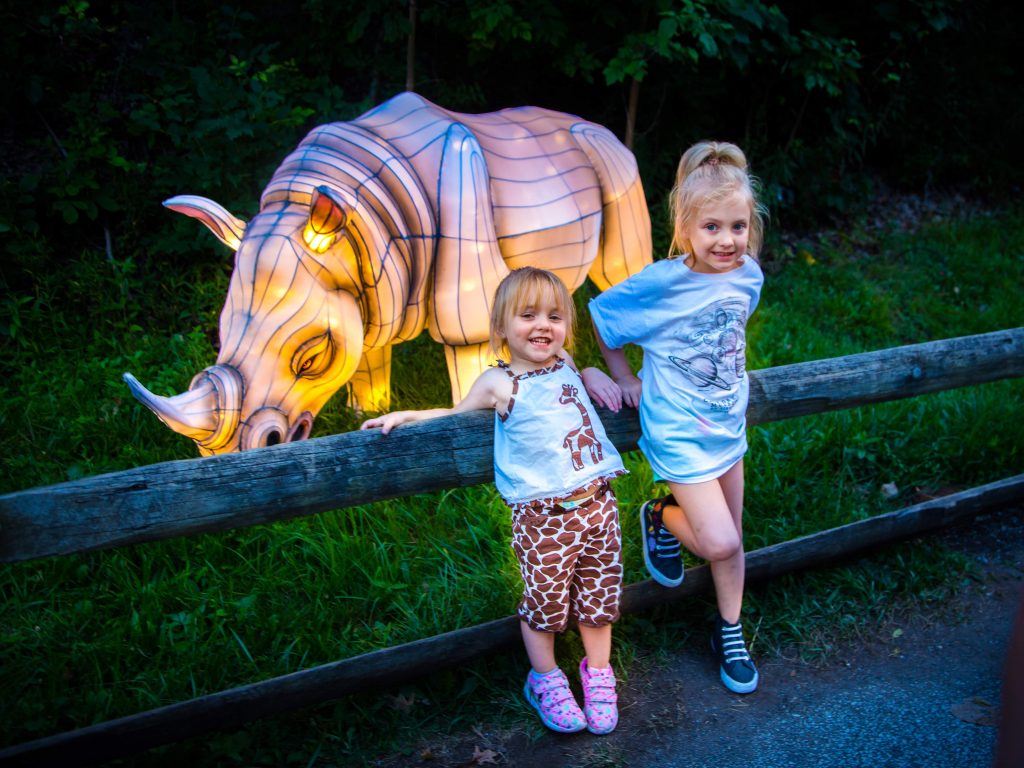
[636,586,1015,768]
[383,509,1023,768]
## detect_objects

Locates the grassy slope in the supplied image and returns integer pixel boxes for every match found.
[0,204,1021,763]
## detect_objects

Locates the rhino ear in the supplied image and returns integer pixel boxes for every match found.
[304,186,349,253]
[164,195,247,251]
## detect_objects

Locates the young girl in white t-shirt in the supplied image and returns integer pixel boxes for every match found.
[362,267,627,733]
[589,141,766,694]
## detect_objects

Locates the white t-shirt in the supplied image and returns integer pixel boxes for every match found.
[589,256,763,484]
[493,359,626,504]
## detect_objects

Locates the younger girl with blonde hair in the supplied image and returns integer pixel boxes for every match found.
[362,266,627,733]
[589,140,766,694]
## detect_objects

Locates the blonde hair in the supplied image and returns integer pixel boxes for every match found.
[668,140,767,259]
[489,267,576,360]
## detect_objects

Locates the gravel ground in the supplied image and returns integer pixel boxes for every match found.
[377,508,1024,768]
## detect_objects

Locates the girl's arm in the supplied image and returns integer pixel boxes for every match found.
[359,407,451,435]
[563,352,622,412]
[593,321,642,409]
[359,368,508,435]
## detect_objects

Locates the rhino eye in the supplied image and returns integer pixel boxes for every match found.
[291,332,336,379]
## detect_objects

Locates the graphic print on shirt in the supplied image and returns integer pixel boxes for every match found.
[668,297,748,392]
[558,384,604,471]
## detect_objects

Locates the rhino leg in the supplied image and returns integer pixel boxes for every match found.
[429,124,507,348]
[347,346,393,412]
[444,341,496,405]
[570,123,653,289]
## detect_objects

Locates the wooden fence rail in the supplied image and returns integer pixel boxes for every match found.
[2,327,1022,563]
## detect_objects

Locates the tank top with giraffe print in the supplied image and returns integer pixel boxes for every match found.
[493,358,626,505]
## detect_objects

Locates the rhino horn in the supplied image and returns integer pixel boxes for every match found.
[123,365,243,453]
[164,195,248,251]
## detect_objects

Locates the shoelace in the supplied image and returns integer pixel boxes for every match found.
[655,526,681,558]
[719,623,752,663]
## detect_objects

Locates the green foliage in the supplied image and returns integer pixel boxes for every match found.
[3,0,1021,283]
[1,0,362,283]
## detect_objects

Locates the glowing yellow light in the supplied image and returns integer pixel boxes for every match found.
[303,225,337,254]
[367,384,389,412]
[461,279,478,292]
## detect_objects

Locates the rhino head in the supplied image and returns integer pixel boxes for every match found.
[124,187,370,455]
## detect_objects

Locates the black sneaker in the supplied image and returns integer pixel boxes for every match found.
[711,615,759,694]
[639,495,684,587]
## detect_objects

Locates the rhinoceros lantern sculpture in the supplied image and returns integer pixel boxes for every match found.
[124,93,652,454]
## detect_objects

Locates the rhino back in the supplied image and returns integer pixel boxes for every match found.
[355,93,630,243]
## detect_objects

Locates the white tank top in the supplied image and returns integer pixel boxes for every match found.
[493,359,626,504]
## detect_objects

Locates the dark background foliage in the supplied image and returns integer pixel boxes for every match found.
[0,0,1021,294]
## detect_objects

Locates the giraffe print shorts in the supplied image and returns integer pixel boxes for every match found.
[509,481,623,633]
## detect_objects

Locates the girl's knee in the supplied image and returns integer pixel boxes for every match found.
[699,531,742,562]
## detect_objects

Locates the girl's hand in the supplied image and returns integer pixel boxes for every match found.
[581,367,623,412]
[359,411,416,435]
[615,373,642,409]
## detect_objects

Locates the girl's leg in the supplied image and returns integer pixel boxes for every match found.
[663,460,746,623]
[521,620,557,673]
[578,623,612,669]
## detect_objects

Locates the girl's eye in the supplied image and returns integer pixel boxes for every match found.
[705,223,719,232]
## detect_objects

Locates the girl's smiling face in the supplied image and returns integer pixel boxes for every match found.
[684,191,752,274]
[499,291,568,372]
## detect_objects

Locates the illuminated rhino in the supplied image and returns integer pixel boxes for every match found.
[124,92,652,454]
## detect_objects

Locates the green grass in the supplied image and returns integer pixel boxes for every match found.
[1,204,1022,765]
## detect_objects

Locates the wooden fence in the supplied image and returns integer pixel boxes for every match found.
[1,327,1022,765]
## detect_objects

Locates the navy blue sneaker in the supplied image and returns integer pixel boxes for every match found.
[711,615,759,694]
[639,495,684,587]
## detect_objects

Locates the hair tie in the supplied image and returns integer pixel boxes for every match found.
[705,157,720,167]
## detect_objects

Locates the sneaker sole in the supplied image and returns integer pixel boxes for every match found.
[523,680,586,733]
[720,668,759,694]
[639,501,685,588]
[586,719,618,735]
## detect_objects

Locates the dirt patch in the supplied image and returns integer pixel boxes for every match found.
[373,508,1023,768]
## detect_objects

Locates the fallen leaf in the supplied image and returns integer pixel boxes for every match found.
[469,745,499,765]
[388,692,417,712]
[950,696,999,726]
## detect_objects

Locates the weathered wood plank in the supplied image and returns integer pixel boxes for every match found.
[3,475,1020,767]
[1,328,1021,563]
[747,326,1024,423]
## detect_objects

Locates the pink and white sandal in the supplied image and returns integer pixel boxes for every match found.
[523,667,586,733]
[579,657,618,734]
